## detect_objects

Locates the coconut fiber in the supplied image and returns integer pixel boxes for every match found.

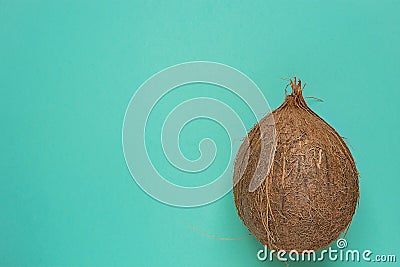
[233,78,359,252]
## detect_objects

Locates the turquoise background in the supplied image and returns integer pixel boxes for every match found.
[1,0,399,266]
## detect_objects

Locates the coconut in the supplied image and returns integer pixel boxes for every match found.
[233,77,359,252]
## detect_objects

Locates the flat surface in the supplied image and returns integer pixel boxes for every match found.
[1,0,399,266]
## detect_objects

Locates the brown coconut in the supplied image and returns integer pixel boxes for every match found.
[233,77,359,252]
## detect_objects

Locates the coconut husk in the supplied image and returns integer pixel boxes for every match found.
[233,78,359,252]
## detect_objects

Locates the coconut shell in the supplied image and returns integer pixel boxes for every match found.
[233,78,359,252]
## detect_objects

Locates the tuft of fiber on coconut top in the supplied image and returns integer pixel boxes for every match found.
[233,77,359,252]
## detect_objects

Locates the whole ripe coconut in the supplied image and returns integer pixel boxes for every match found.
[233,78,359,252]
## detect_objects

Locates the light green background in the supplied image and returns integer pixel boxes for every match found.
[1,0,399,266]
